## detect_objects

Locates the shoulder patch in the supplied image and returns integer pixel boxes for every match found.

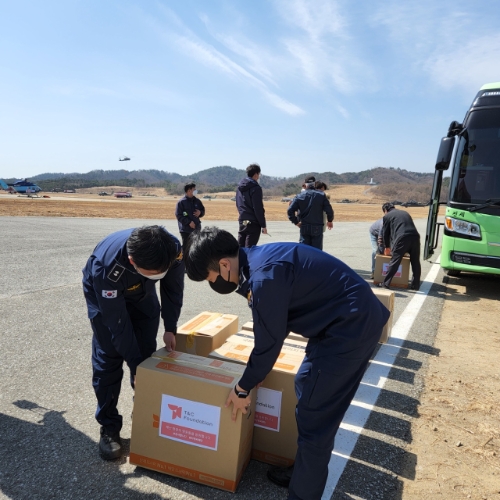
[107,263,125,282]
[247,289,253,307]
[176,250,183,262]
[102,290,117,299]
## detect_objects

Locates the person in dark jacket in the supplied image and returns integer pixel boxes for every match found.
[175,183,205,248]
[379,203,421,290]
[82,226,184,460]
[184,227,389,500]
[369,217,384,279]
[236,163,267,247]
[287,177,334,250]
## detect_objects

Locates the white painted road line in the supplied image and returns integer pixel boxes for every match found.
[321,256,442,499]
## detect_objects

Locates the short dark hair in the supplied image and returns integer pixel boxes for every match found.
[305,175,316,184]
[382,202,395,213]
[246,164,261,178]
[184,182,196,193]
[315,181,327,190]
[126,225,178,271]
[185,227,239,281]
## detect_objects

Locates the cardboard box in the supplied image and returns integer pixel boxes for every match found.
[210,333,307,466]
[373,255,410,288]
[130,349,255,492]
[175,312,239,357]
[372,288,395,343]
[241,321,303,342]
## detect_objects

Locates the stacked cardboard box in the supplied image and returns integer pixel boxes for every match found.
[210,332,306,466]
[130,349,255,492]
[175,312,238,357]
[371,287,395,343]
[241,321,303,342]
[373,255,410,288]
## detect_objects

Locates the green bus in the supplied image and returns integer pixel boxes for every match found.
[424,82,500,276]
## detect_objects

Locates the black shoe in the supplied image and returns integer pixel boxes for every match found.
[410,284,420,291]
[267,465,294,488]
[99,427,122,460]
[376,283,391,289]
[369,273,374,280]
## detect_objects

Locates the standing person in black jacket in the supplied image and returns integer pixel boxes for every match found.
[287,177,334,250]
[379,202,421,290]
[236,163,267,247]
[175,183,205,249]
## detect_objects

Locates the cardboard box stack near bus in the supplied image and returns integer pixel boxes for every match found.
[210,332,307,467]
[373,255,410,288]
[130,349,256,493]
[175,312,238,357]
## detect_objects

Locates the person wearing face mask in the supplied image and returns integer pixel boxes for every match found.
[184,227,389,500]
[175,182,206,250]
[236,163,267,247]
[82,225,184,461]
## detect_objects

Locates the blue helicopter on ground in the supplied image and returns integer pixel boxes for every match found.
[0,178,42,195]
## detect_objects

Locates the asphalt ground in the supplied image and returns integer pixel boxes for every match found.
[0,216,443,500]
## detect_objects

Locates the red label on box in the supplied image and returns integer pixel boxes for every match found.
[255,412,279,430]
[161,422,217,449]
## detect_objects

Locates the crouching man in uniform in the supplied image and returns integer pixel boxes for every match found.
[82,225,184,460]
[184,227,389,500]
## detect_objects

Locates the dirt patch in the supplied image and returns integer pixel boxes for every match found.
[0,193,428,222]
[400,274,500,499]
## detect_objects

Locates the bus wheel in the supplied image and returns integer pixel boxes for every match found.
[446,270,461,277]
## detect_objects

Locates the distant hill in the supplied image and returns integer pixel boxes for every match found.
[29,165,438,201]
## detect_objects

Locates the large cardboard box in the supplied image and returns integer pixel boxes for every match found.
[175,312,239,357]
[372,287,395,343]
[130,349,256,492]
[241,321,303,342]
[210,332,307,466]
[373,255,410,288]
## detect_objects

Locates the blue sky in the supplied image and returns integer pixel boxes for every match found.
[1,0,499,179]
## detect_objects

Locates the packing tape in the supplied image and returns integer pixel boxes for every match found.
[186,331,196,353]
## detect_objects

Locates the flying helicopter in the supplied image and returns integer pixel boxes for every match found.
[0,178,42,195]
[119,156,131,161]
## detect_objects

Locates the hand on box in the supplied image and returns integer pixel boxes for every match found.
[163,331,176,351]
[225,387,251,422]
[384,248,392,256]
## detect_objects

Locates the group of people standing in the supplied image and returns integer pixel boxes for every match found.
[81,163,420,500]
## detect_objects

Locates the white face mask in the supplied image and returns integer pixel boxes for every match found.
[193,189,198,195]
[135,267,168,280]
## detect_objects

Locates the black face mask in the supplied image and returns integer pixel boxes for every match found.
[209,267,238,294]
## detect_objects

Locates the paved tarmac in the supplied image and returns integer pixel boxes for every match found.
[0,216,444,500]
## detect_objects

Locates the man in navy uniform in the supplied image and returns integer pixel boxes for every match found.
[287,176,334,250]
[82,225,184,460]
[184,227,389,500]
[175,182,205,249]
[236,163,267,247]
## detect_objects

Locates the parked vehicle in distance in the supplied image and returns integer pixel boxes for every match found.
[64,189,76,193]
[281,197,293,202]
[98,191,110,196]
[51,188,63,192]
[114,192,132,198]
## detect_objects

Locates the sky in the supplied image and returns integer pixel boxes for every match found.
[1,0,500,180]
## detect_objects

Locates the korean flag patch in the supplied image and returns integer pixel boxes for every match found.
[102,290,118,299]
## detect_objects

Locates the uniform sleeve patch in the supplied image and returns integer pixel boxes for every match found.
[102,290,118,299]
[107,263,125,282]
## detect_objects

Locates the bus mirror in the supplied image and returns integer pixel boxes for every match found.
[435,136,454,170]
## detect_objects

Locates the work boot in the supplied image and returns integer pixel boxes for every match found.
[99,427,122,460]
[267,465,294,488]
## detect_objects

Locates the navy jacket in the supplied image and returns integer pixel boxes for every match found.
[175,195,205,233]
[235,243,390,391]
[236,177,266,228]
[82,228,184,373]
[382,208,420,248]
[287,188,334,226]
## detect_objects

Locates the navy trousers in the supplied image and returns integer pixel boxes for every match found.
[299,224,323,250]
[238,222,261,247]
[288,334,380,500]
[91,307,159,433]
